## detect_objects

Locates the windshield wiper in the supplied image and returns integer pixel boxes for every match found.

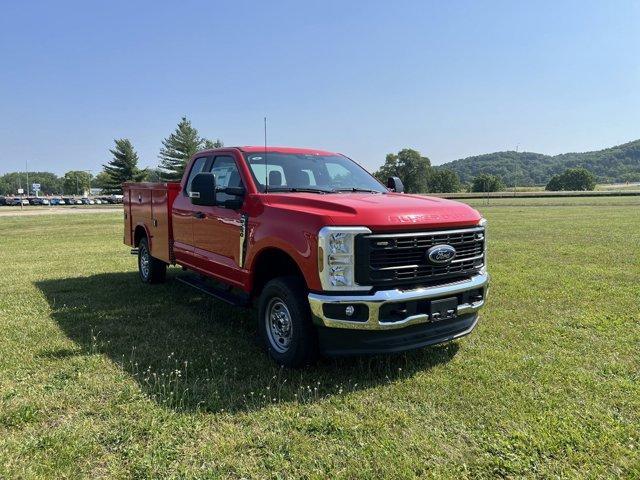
[333,187,384,194]
[266,186,333,194]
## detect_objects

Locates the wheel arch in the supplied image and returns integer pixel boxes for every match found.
[133,224,150,248]
[249,247,306,299]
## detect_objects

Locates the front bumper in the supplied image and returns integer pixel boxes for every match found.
[308,272,489,355]
[308,272,488,330]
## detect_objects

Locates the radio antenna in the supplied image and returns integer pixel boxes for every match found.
[264,116,268,193]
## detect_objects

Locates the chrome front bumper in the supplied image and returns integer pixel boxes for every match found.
[308,272,489,331]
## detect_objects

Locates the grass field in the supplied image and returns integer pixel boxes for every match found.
[0,197,639,478]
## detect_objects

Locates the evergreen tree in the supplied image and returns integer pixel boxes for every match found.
[158,117,223,180]
[203,138,224,149]
[102,139,146,194]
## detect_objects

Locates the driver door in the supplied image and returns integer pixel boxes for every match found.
[191,154,246,286]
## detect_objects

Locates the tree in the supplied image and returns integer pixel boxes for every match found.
[428,169,461,193]
[158,117,222,180]
[63,171,92,195]
[545,174,563,191]
[101,138,147,194]
[92,171,112,190]
[0,171,62,195]
[145,168,165,182]
[374,148,432,193]
[545,167,596,191]
[0,177,10,196]
[471,173,505,192]
[203,138,224,149]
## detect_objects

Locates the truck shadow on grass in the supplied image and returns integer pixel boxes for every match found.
[36,271,460,413]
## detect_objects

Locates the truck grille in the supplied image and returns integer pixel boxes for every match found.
[355,226,485,287]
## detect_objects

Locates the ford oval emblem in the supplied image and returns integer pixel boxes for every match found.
[427,244,456,264]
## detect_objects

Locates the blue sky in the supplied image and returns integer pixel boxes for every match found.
[1,0,638,175]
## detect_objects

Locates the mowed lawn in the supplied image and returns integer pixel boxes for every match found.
[0,197,638,479]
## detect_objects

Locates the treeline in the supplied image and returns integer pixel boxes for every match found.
[2,120,625,196]
[437,139,640,185]
[373,149,461,193]
[373,148,510,193]
[373,148,600,193]
[0,117,222,196]
[0,171,94,196]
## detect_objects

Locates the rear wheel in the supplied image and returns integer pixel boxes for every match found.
[138,237,166,284]
[258,276,318,367]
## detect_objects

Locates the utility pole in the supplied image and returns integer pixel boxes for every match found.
[514,145,519,196]
[26,159,29,196]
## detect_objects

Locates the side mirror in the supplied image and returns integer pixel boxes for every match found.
[219,186,245,209]
[387,176,404,193]
[190,172,217,206]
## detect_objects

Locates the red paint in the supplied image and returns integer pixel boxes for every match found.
[124,147,482,294]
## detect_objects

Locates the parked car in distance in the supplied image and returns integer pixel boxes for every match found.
[29,197,50,206]
[51,198,65,205]
[10,197,30,206]
[124,146,489,367]
[80,197,95,205]
[0,197,7,206]
[94,199,102,204]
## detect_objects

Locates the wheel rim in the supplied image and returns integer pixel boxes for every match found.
[140,245,150,279]
[265,297,293,353]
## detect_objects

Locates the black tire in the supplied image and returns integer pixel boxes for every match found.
[258,276,318,368]
[138,237,166,284]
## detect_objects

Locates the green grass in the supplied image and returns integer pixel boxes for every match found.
[0,197,639,478]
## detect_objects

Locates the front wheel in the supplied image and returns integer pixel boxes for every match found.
[258,277,318,368]
[138,237,166,284]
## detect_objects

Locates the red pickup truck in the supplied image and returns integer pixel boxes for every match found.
[124,146,488,367]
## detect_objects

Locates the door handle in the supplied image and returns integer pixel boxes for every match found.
[193,211,206,219]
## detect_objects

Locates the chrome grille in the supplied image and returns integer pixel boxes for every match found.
[355,227,485,287]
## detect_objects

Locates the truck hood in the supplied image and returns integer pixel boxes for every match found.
[263,192,481,231]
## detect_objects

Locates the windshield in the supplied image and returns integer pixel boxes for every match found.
[244,152,386,193]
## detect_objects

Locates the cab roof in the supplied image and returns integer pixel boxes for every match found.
[237,146,338,156]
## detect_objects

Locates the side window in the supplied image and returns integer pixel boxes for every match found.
[210,155,243,202]
[185,157,208,195]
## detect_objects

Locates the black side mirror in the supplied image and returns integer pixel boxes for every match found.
[387,176,404,193]
[190,172,217,206]
[219,186,246,209]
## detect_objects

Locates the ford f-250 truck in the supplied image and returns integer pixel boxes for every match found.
[123,146,488,367]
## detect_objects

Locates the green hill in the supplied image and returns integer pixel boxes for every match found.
[438,139,640,186]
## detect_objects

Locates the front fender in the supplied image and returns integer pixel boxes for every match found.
[245,207,328,291]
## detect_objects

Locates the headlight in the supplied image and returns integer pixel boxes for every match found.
[318,226,371,291]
